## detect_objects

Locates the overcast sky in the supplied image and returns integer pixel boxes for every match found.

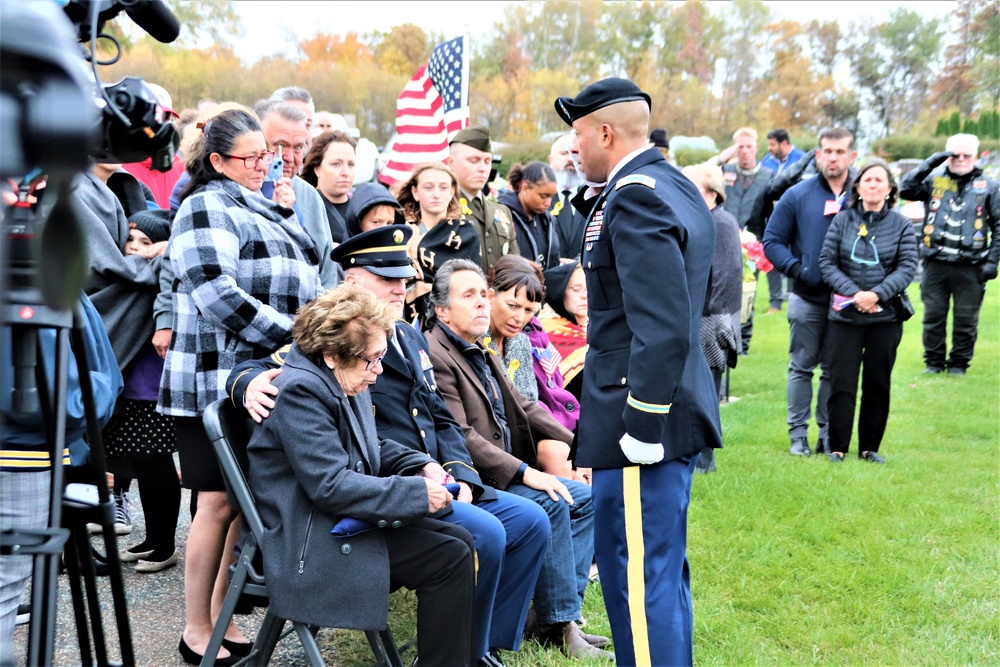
[232,0,958,65]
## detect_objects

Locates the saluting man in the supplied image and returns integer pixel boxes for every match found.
[555,79,722,667]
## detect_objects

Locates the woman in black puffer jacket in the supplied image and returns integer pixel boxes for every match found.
[819,159,918,464]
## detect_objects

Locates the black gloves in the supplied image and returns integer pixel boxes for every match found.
[981,263,998,282]
[928,151,954,168]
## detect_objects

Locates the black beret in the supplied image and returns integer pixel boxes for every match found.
[331,224,417,279]
[554,78,652,127]
[127,209,171,244]
[649,128,669,150]
[449,126,492,153]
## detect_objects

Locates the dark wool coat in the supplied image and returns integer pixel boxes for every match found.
[248,344,434,629]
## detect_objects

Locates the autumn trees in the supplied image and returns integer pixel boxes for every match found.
[99,0,998,152]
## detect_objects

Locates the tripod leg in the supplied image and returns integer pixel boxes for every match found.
[70,320,135,666]
[62,524,94,667]
[26,327,70,667]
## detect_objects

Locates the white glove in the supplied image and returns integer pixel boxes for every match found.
[619,433,664,465]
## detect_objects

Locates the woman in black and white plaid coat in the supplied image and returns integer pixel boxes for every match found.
[157,106,321,664]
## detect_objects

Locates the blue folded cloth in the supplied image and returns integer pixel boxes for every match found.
[330,517,374,537]
[330,483,463,537]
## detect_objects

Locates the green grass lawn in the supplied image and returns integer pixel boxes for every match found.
[328,281,999,666]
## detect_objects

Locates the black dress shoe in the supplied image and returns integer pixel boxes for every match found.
[828,452,844,463]
[859,451,886,464]
[790,437,811,457]
[222,639,253,657]
[815,438,829,455]
[178,637,238,666]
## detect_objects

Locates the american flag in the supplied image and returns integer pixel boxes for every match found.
[534,343,563,381]
[380,35,470,186]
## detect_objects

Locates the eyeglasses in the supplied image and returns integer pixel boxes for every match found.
[850,234,881,266]
[355,347,388,371]
[220,151,275,169]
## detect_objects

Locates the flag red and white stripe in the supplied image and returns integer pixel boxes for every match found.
[380,35,470,186]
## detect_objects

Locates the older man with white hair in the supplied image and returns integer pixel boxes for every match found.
[900,133,1000,375]
[547,133,588,259]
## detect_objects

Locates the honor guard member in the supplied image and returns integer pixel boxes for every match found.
[449,127,519,276]
[555,78,722,667]
[227,225,549,667]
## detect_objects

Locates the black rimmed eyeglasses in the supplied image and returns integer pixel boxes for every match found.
[220,151,276,169]
[355,347,388,371]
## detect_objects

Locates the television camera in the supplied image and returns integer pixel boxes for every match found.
[1,2,182,664]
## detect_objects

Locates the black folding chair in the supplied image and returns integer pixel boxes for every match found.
[200,398,404,667]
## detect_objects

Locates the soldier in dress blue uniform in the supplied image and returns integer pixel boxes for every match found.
[555,79,723,667]
[227,226,550,667]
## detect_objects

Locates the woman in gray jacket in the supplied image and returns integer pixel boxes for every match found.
[819,159,918,464]
[248,285,475,666]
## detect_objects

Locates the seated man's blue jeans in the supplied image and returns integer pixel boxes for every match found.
[445,490,549,656]
[504,477,594,624]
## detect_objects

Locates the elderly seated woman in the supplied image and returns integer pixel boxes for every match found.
[247,284,476,667]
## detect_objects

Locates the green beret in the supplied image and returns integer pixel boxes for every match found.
[450,126,492,153]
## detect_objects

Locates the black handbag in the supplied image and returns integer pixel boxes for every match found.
[894,290,915,321]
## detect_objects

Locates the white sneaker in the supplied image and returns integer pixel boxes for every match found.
[113,491,133,535]
[86,491,133,534]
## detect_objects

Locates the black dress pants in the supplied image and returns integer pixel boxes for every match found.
[921,261,987,370]
[825,321,902,455]
[387,516,475,667]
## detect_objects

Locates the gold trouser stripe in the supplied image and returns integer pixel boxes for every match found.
[624,466,651,667]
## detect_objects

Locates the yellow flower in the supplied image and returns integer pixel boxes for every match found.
[460,197,473,217]
[506,358,520,382]
[552,200,563,217]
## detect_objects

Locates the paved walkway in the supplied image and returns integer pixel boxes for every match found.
[10,488,355,666]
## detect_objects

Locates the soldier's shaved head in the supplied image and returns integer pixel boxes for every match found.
[571,100,650,182]
[591,100,649,143]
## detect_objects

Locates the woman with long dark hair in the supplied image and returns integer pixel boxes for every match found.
[301,130,357,244]
[498,162,561,270]
[161,106,321,664]
[392,162,481,327]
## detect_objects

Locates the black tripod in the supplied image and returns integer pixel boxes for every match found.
[0,192,134,665]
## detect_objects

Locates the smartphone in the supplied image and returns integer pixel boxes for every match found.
[266,151,284,183]
[261,152,284,199]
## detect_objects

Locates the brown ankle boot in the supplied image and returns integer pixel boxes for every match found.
[561,621,615,661]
